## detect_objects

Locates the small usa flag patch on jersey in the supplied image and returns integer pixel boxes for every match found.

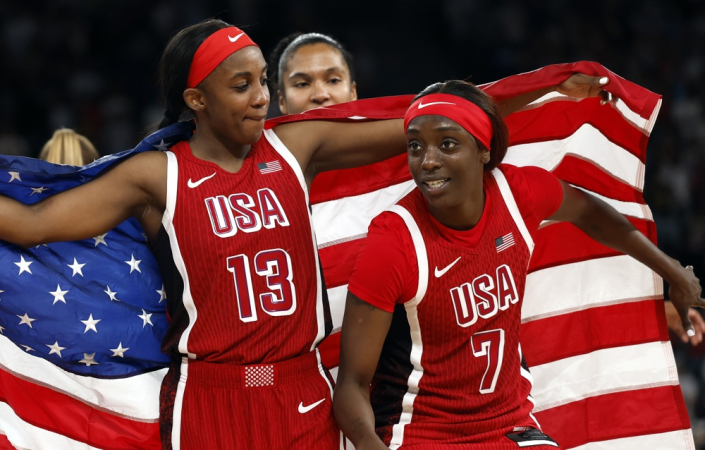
[258,160,282,174]
[495,232,515,253]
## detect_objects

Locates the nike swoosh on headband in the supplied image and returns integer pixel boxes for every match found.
[228,32,245,43]
[418,101,456,109]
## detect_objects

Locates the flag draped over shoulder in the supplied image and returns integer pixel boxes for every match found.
[0,62,693,449]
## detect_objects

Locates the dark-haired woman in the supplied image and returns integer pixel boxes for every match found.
[269,32,357,115]
[0,19,413,449]
[333,80,704,449]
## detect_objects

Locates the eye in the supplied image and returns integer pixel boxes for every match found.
[293,81,309,88]
[440,139,458,149]
[407,141,422,152]
[232,83,249,92]
[260,76,269,86]
[328,78,342,85]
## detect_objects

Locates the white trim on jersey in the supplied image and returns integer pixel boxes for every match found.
[263,129,326,350]
[491,168,535,254]
[386,204,429,450]
[162,151,198,359]
[519,344,542,430]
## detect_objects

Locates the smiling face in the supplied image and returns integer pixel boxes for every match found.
[186,46,270,145]
[406,115,490,229]
[278,42,357,114]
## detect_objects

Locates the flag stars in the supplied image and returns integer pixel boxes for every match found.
[110,342,129,358]
[17,313,36,328]
[104,286,119,302]
[153,139,169,151]
[0,325,4,334]
[93,233,108,247]
[14,255,33,275]
[30,186,49,196]
[21,345,34,352]
[0,289,4,300]
[50,285,68,304]
[8,171,21,183]
[81,314,100,333]
[125,254,142,274]
[47,341,66,358]
[67,258,86,277]
[138,309,153,328]
[79,353,98,366]
[157,285,167,303]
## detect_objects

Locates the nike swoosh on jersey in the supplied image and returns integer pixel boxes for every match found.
[228,32,245,43]
[298,398,325,414]
[434,256,462,278]
[418,101,456,109]
[187,172,216,188]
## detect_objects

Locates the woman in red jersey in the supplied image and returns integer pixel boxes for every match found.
[333,80,704,450]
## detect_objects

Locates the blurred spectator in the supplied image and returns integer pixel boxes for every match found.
[39,128,99,166]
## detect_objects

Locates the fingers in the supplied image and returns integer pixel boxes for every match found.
[688,308,705,345]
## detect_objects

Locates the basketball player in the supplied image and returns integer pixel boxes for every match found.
[333,80,704,449]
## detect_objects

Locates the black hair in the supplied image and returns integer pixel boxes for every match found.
[268,32,355,96]
[412,80,509,171]
[157,19,231,129]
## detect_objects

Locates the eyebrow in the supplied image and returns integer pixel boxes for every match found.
[230,65,268,80]
[288,66,345,79]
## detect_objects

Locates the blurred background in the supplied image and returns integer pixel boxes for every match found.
[1,0,704,443]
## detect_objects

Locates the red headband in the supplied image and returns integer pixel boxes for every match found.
[186,27,258,88]
[404,93,493,150]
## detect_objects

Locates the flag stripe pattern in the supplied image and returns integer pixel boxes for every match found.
[0,63,692,449]
[495,232,515,253]
[271,61,691,449]
[257,160,282,174]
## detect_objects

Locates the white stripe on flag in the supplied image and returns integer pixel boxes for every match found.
[0,334,163,420]
[504,125,645,191]
[530,341,679,412]
[0,402,102,450]
[327,284,348,332]
[522,255,662,322]
[568,429,695,450]
[312,180,415,247]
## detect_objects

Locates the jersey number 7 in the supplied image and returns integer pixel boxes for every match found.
[471,328,505,394]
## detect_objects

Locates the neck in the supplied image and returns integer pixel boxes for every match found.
[188,123,252,173]
[429,175,485,231]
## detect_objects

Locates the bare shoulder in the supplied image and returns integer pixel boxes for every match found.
[105,150,168,210]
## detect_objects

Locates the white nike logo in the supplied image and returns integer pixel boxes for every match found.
[298,398,325,414]
[187,172,216,188]
[228,33,245,43]
[434,256,461,278]
[418,101,456,109]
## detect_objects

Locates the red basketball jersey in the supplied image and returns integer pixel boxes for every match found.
[159,129,329,364]
[367,168,545,448]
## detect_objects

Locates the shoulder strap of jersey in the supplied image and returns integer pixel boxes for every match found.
[261,129,309,199]
[491,167,535,254]
[162,151,178,232]
[385,204,429,305]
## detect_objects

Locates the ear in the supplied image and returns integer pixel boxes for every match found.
[278,90,288,115]
[480,149,490,164]
[350,81,358,101]
[183,88,206,112]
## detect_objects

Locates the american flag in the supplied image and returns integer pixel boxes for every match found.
[0,122,193,450]
[0,63,693,449]
[258,160,282,174]
[495,232,515,253]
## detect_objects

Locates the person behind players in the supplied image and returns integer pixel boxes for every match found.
[333,80,704,449]
[39,128,99,165]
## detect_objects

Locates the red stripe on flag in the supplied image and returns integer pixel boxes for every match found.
[319,332,342,369]
[0,369,160,450]
[310,154,410,204]
[534,385,690,449]
[319,238,364,288]
[528,217,656,273]
[521,300,669,367]
[506,98,650,162]
[551,156,646,203]
[0,434,13,450]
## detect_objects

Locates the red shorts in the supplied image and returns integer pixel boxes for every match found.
[160,351,342,449]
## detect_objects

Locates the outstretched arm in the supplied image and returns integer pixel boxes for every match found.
[550,181,704,334]
[334,293,393,450]
[0,151,166,247]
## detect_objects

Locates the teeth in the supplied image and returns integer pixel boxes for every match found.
[425,179,447,189]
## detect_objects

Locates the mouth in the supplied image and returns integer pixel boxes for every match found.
[422,178,450,191]
[244,115,267,122]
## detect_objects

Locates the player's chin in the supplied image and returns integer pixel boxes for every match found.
[239,123,265,145]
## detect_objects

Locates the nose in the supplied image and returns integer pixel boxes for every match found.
[251,82,270,109]
[421,146,442,171]
[310,81,331,105]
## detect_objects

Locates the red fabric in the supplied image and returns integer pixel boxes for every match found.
[348,165,563,313]
[404,93,494,149]
[186,27,258,88]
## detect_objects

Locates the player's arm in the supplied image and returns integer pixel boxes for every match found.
[549,181,705,333]
[333,292,393,450]
[0,151,166,247]
[495,73,611,117]
[272,118,406,177]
